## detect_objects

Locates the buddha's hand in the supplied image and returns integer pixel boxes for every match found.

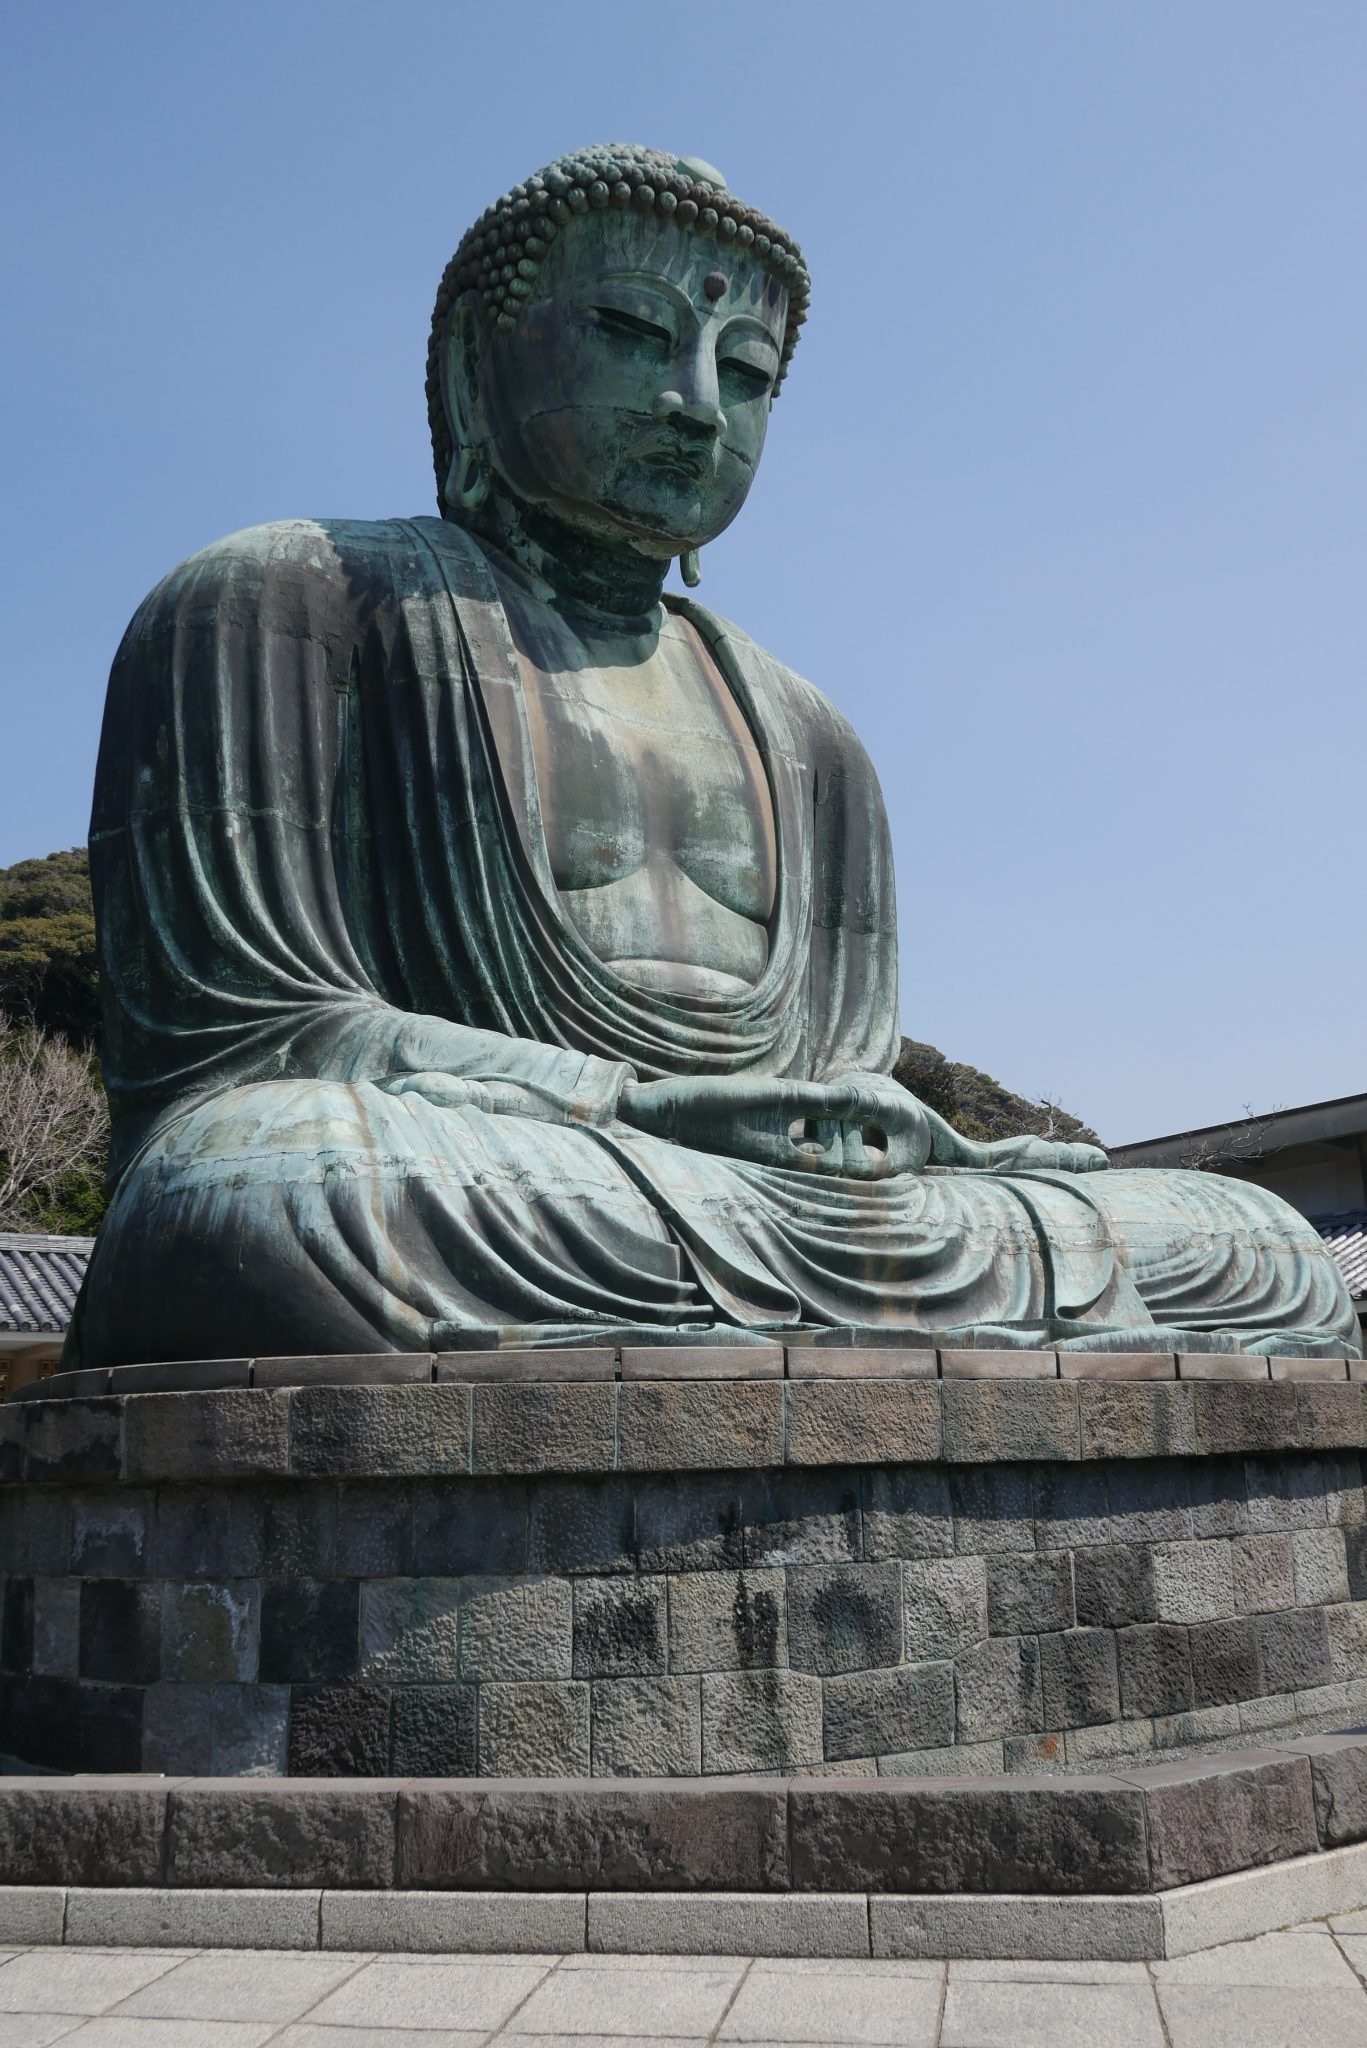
[614,1073,932,1179]
[971,1134,1111,1174]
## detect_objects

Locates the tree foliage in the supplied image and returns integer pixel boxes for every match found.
[894,1037,1100,1147]
[0,848,99,1049]
[0,1011,109,1234]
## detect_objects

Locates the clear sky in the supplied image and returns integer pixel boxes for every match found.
[4,1,1364,1144]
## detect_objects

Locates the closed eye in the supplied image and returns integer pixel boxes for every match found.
[720,357,774,397]
[593,305,673,346]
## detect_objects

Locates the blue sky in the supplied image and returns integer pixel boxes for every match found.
[3,1,1364,1144]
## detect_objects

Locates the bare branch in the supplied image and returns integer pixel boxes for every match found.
[0,1011,109,1230]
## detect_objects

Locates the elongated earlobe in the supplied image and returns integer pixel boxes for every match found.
[681,548,702,587]
[444,444,490,515]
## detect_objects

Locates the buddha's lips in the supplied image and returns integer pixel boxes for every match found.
[634,437,717,485]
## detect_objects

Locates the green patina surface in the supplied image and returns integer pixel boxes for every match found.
[62,144,1357,1368]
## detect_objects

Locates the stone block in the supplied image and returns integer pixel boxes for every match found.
[166,1780,399,1888]
[870,1889,1163,1961]
[861,1466,953,1561]
[1161,1835,1367,1955]
[701,1669,822,1771]
[1270,1355,1350,1381]
[1188,1459,1249,1538]
[289,1684,393,1775]
[1255,1608,1332,1693]
[228,1484,336,1576]
[1117,1624,1194,1718]
[163,1580,259,1682]
[940,1349,1057,1378]
[335,1483,413,1577]
[141,1681,214,1772]
[478,1680,591,1774]
[822,1661,954,1761]
[1,1576,33,1672]
[1123,1751,1318,1888]
[0,1888,66,1945]
[210,1682,290,1774]
[877,1738,1005,1776]
[635,1474,744,1573]
[0,1780,167,1885]
[785,1380,939,1466]
[986,1553,1074,1635]
[1293,1525,1350,1605]
[903,1556,988,1662]
[1327,1601,1367,1680]
[70,1489,153,1576]
[1060,1352,1176,1380]
[292,1384,471,1478]
[459,1574,572,1680]
[79,1578,160,1684]
[1290,1733,1367,1846]
[1192,1382,1298,1455]
[1231,1532,1296,1614]
[953,1634,1043,1741]
[621,1380,783,1472]
[942,1381,1080,1463]
[358,1578,461,1681]
[77,1684,144,1771]
[620,1344,781,1378]
[1245,1453,1330,1532]
[325,1886,586,1953]
[788,1779,1150,1894]
[2,1673,81,1770]
[951,1466,1035,1554]
[1080,1383,1196,1460]
[743,1469,862,1567]
[390,1684,478,1774]
[1150,1539,1234,1623]
[1040,1629,1120,1729]
[1347,1526,1367,1600]
[155,1487,237,1576]
[1323,1452,1366,1526]
[110,1358,250,1394]
[30,1576,80,1677]
[1294,1385,1366,1449]
[1073,1545,1158,1629]
[590,1675,701,1775]
[1101,1460,1193,1545]
[66,1884,322,1949]
[785,1562,902,1674]
[1153,1701,1242,1750]
[254,1351,432,1387]
[529,1477,634,1576]
[589,1888,868,1957]
[785,1346,935,1379]
[4,1491,70,1576]
[1032,1464,1110,1548]
[23,1398,122,1484]
[1187,1617,1261,1707]
[412,1479,528,1576]
[395,1780,787,1890]
[438,1346,615,1381]
[259,1578,358,1684]
[474,1383,616,1473]
[125,1390,291,1481]
[572,1575,667,1677]
[668,1568,785,1671]
[1180,1354,1269,1380]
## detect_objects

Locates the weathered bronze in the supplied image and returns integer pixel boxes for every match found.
[65,146,1357,1365]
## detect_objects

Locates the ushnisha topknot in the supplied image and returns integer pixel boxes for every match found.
[426,143,811,510]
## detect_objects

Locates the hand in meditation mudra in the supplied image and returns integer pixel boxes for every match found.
[68,145,1356,1365]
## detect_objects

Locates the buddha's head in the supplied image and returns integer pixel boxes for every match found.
[429,146,810,576]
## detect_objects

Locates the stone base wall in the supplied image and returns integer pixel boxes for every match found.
[3,1368,1367,1775]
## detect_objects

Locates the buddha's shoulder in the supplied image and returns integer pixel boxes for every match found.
[131,516,452,631]
[678,599,873,771]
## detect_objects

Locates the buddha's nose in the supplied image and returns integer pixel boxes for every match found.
[653,388,727,437]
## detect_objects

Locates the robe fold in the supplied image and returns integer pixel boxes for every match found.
[65,516,1358,1365]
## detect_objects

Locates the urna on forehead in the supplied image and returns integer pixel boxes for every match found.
[425,146,811,479]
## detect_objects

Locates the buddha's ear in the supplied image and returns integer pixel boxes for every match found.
[441,297,492,514]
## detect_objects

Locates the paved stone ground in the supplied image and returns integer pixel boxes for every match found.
[4,1916,1367,2045]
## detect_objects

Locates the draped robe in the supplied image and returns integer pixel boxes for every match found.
[64,516,1358,1365]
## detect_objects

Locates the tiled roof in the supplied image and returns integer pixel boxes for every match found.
[0,1231,93,1334]
[1314,1210,1367,1303]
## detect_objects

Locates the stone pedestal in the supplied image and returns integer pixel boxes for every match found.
[2,1348,1364,1775]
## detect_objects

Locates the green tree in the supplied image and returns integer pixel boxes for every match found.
[0,848,99,1049]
